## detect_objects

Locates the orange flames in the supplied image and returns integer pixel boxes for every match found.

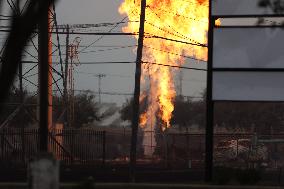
[119,0,208,138]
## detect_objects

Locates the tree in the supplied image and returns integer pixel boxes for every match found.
[120,96,206,129]
[259,0,284,13]
[171,96,206,129]
[214,102,284,134]
[171,97,193,128]
[120,98,133,122]
[53,91,99,127]
[120,97,147,122]
[73,92,99,127]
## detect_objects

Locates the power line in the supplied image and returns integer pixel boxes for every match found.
[20,60,136,64]
[79,16,129,53]
[18,43,206,63]
[145,21,192,42]
[75,71,206,83]
[54,89,204,99]
[148,6,201,44]
[142,61,207,71]
[147,5,208,24]
[48,45,137,57]
[19,60,207,71]
[0,28,137,35]
[143,45,205,62]
[126,5,206,46]
[56,21,139,30]
[0,28,206,47]
[75,71,133,78]
[146,35,207,47]
[78,45,136,55]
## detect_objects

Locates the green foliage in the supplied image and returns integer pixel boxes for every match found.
[259,0,284,13]
[119,97,147,122]
[171,96,205,128]
[259,0,271,7]
[1,89,99,128]
[120,98,133,121]
[120,91,284,133]
[73,92,99,127]
[214,102,284,134]
[120,96,206,128]
[53,91,99,127]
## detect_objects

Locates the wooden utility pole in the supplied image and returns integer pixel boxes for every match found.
[38,1,50,152]
[38,2,52,151]
[129,0,147,182]
[205,0,214,182]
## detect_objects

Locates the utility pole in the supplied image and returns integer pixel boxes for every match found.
[94,74,106,104]
[38,1,51,152]
[129,0,147,182]
[205,0,214,182]
[63,25,69,128]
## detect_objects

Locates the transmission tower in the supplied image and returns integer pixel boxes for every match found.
[94,74,106,104]
[67,37,81,127]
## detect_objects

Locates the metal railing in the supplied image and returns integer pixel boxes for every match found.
[0,128,106,166]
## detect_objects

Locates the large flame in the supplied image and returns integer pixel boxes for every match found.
[119,0,208,155]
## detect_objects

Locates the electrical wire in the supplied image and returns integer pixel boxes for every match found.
[147,6,203,45]
[142,61,207,71]
[143,45,205,62]
[20,60,207,71]
[79,16,129,53]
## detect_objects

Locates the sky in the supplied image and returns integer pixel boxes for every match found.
[0,0,208,106]
[53,0,207,105]
[9,1,273,106]
[2,0,281,106]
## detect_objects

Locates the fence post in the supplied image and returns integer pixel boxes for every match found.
[22,127,25,163]
[71,129,74,165]
[2,129,5,160]
[236,138,239,157]
[102,131,106,165]
[0,129,3,159]
[186,132,189,162]
[278,167,282,185]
